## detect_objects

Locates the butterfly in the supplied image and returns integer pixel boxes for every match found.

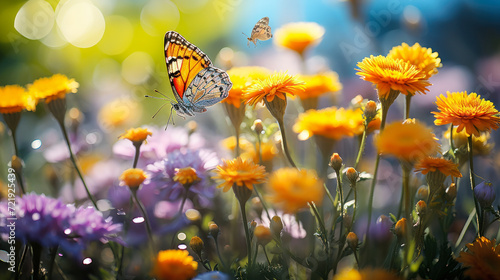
[148,31,232,124]
[244,17,272,46]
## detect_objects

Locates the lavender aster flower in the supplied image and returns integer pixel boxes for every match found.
[69,206,122,244]
[369,215,393,243]
[474,181,496,207]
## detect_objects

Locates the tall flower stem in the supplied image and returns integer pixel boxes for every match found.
[401,164,413,269]
[239,200,253,269]
[213,237,228,270]
[132,143,141,168]
[277,119,297,168]
[354,128,368,170]
[255,135,272,221]
[32,243,42,280]
[404,94,412,119]
[131,190,155,257]
[4,112,26,195]
[467,136,483,237]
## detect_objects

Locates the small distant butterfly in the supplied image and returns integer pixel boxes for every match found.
[244,17,272,46]
[147,31,232,125]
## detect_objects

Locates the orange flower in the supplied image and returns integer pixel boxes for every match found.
[213,157,267,192]
[295,71,342,100]
[119,168,147,188]
[119,127,152,144]
[433,91,500,137]
[414,157,462,178]
[444,127,493,156]
[173,167,200,186]
[223,66,271,108]
[267,168,324,213]
[456,237,500,280]
[28,74,79,103]
[98,98,141,130]
[0,85,36,113]
[293,107,364,140]
[375,120,440,163]
[387,42,442,79]
[274,22,325,55]
[243,72,305,106]
[151,250,198,280]
[333,268,402,280]
[356,55,431,99]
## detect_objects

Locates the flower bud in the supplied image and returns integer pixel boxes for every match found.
[445,183,457,201]
[186,121,197,134]
[346,232,358,250]
[416,200,427,216]
[270,216,283,238]
[252,119,264,135]
[119,168,147,189]
[416,185,429,200]
[474,181,496,207]
[329,153,343,172]
[369,215,392,243]
[189,236,204,258]
[346,167,359,187]
[254,225,272,246]
[208,222,220,239]
[394,218,407,239]
[364,100,378,122]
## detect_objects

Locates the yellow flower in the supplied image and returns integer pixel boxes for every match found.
[456,237,500,280]
[333,268,402,280]
[0,85,36,113]
[387,42,442,79]
[119,127,152,144]
[274,22,325,55]
[444,127,493,156]
[221,136,253,153]
[267,168,324,213]
[243,72,305,106]
[254,225,272,245]
[240,141,279,163]
[98,98,141,130]
[224,66,271,108]
[293,107,364,140]
[375,120,440,163]
[414,157,462,178]
[433,91,500,137]
[28,74,79,103]
[295,71,342,100]
[119,168,147,188]
[356,55,431,98]
[173,167,200,186]
[151,250,198,280]
[213,157,267,192]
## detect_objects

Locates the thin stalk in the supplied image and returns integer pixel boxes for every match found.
[58,121,99,210]
[324,183,336,209]
[402,164,412,269]
[132,143,141,168]
[397,186,405,220]
[118,197,134,276]
[10,128,26,195]
[16,244,28,280]
[254,186,271,222]
[449,124,455,154]
[262,245,271,265]
[277,119,297,168]
[467,136,482,237]
[354,127,368,170]
[240,201,253,269]
[214,238,228,270]
[404,94,412,119]
[170,190,189,247]
[32,243,41,280]
[455,208,476,249]
[235,128,241,157]
[47,247,57,279]
[131,190,155,257]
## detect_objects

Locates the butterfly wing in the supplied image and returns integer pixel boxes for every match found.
[164,31,213,103]
[183,67,232,112]
[251,17,272,41]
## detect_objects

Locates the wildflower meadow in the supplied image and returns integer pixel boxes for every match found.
[1,1,500,279]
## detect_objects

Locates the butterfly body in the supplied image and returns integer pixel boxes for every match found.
[246,17,272,46]
[164,31,232,118]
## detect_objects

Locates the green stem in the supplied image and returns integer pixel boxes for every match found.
[47,246,57,279]
[404,94,412,119]
[235,128,241,157]
[468,136,482,237]
[455,208,476,249]
[58,121,99,210]
[324,183,336,209]
[214,238,228,270]
[132,143,141,168]
[262,245,271,265]
[397,185,404,220]
[32,243,42,280]
[131,190,155,257]
[449,124,455,154]
[277,119,297,168]
[10,128,26,195]
[240,201,253,269]
[354,127,368,170]
[16,244,28,280]
[402,164,412,269]
[118,197,134,276]
[254,186,271,222]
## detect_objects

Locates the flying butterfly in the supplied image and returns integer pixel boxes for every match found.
[147,31,232,125]
[244,17,272,46]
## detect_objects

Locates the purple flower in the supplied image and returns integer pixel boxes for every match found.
[474,181,496,207]
[194,271,231,280]
[145,149,219,207]
[0,193,122,257]
[113,126,206,167]
[368,215,393,243]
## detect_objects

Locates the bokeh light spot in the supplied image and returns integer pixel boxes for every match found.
[177,232,186,241]
[31,139,42,150]
[140,0,180,36]
[177,244,187,250]
[14,0,55,40]
[56,0,105,48]
[121,52,154,85]
[172,0,209,14]
[98,15,134,55]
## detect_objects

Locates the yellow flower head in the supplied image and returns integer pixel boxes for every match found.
[254,225,272,245]
[456,237,500,280]
[444,127,493,156]
[274,22,325,55]
[224,66,271,108]
[119,168,147,188]
[414,157,462,178]
[356,55,431,98]
[333,268,402,280]
[119,127,152,144]
[267,168,324,213]
[98,98,141,130]
[293,107,364,140]
[151,249,198,280]
[28,74,79,103]
[433,91,500,137]
[387,42,442,79]
[295,71,343,100]
[221,136,253,153]
[173,167,200,186]
[213,157,267,192]
[243,72,305,106]
[0,85,36,113]
[375,120,440,163]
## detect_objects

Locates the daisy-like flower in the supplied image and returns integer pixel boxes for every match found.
[293,107,364,141]
[375,120,440,164]
[119,127,152,144]
[356,55,431,99]
[223,66,271,108]
[433,91,500,137]
[173,167,200,186]
[266,168,324,213]
[98,98,141,131]
[414,157,462,177]
[212,157,267,192]
[28,74,79,103]
[120,168,147,189]
[0,85,36,113]
[333,268,402,280]
[456,236,500,280]
[243,72,305,106]
[274,22,325,55]
[387,42,442,79]
[296,71,342,100]
[151,249,198,280]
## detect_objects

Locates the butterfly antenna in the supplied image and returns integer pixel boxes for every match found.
[151,103,168,119]
[164,106,175,130]
[144,89,175,103]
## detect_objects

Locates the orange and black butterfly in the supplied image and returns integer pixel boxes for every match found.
[244,17,272,46]
[152,31,232,122]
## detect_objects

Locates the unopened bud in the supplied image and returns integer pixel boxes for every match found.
[474,181,496,207]
[270,216,283,238]
[329,153,343,172]
[209,222,220,239]
[364,100,378,122]
[394,218,407,239]
[445,183,457,201]
[189,236,204,258]
[254,225,272,245]
[416,185,429,200]
[346,232,358,250]
[346,167,359,187]
[416,200,427,215]
[252,119,264,135]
